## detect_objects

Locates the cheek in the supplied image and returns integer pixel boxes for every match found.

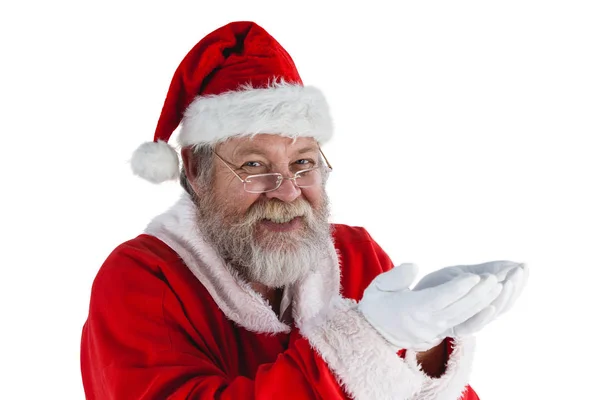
[235,194,262,215]
[301,186,325,209]
[214,178,261,214]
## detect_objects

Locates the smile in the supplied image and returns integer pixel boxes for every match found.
[264,215,299,224]
[260,216,303,232]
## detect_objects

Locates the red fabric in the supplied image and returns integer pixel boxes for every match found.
[443,339,479,399]
[81,224,478,399]
[154,21,302,146]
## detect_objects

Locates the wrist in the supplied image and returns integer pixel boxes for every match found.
[415,339,448,378]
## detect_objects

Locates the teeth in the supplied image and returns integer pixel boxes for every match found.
[266,216,296,224]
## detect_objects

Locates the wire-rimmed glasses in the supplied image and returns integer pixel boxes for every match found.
[213,148,332,194]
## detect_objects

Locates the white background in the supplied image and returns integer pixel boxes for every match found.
[1,1,598,398]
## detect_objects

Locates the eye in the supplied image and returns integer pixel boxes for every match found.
[292,158,315,172]
[240,161,269,175]
[295,159,313,165]
[243,161,262,168]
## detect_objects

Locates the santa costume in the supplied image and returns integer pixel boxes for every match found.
[81,21,479,400]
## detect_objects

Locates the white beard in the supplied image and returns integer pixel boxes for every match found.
[194,190,332,288]
[241,235,328,287]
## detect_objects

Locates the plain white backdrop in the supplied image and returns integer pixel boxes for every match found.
[1,1,598,398]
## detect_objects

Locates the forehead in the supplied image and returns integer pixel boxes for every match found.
[217,134,319,158]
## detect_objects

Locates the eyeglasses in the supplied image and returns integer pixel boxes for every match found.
[213,147,332,194]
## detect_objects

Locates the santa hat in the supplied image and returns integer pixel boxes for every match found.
[131,21,333,183]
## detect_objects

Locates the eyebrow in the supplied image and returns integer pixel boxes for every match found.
[296,146,320,154]
[233,145,319,160]
[233,147,268,159]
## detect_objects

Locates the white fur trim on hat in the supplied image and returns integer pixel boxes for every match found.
[131,140,180,184]
[179,82,333,146]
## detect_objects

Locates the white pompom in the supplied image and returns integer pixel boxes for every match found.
[130,140,179,184]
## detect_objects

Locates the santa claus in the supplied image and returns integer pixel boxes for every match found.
[81,21,527,399]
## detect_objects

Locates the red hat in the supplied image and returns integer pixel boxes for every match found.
[131,21,333,183]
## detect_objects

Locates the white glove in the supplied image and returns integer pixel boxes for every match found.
[358,263,502,351]
[413,260,528,336]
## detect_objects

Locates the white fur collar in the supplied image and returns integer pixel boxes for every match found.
[144,194,476,400]
[144,193,340,334]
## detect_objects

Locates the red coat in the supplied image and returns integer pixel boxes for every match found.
[81,195,479,399]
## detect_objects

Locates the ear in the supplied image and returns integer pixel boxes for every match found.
[181,146,203,197]
[181,146,198,181]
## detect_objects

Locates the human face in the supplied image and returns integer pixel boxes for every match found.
[192,134,332,287]
[212,134,326,236]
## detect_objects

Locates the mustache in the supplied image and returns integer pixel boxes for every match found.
[231,198,313,228]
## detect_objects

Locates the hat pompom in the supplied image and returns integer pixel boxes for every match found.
[131,140,179,184]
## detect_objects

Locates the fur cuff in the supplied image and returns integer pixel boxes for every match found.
[299,296,425,400]
[179,82,333,146]
[404,337,476,400]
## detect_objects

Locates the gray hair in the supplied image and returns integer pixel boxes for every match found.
[179,143,216,198]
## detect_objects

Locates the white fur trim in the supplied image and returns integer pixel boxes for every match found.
[404,337,476,400]
[179,82,333,146]
[131,140,179,183]
[144,193,341,334]
[299,296,425,400]
[145,194,289,333]
[144,193,476,399]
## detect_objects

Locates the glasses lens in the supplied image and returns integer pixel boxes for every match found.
[245,174,281,193]
[295,168,319,187]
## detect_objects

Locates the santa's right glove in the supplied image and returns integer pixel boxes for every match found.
[413,260,528,325]
[357,263,502,351]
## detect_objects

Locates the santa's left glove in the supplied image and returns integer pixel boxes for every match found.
[357,263,502,351]
[413,260,528,338]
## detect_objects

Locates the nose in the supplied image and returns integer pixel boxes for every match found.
[265,177,302,203]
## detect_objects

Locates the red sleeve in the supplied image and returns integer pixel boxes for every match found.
[333,225,481,400]
[333,225,395,301]
[81,245,347,400]
[95,329,345,399]
[463,386,481,399]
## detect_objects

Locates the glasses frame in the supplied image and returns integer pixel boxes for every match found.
[213,146,333,194]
